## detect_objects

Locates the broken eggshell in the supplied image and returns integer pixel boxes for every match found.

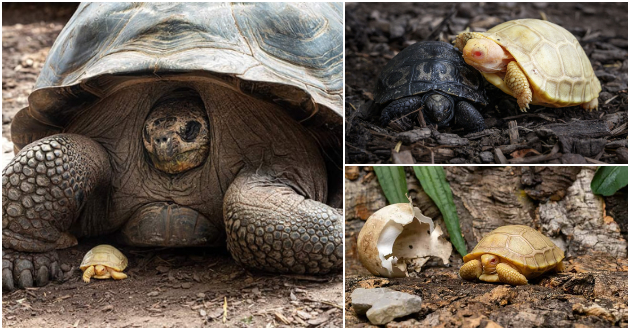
[357,199,452,277]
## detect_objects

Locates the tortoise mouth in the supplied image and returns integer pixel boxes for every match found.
[148,146,209,174]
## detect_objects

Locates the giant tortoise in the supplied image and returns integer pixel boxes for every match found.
[2,2,343,290]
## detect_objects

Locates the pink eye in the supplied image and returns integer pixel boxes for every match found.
[474,51,483,57]
[490,258,497,264]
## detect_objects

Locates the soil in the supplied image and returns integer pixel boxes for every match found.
[344,166,628,327]
[345,2,628,164]
[1,4,342,328]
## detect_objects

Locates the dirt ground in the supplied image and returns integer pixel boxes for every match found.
[345,166,628,327]
[1,4,342,328]
[346,3,628,164]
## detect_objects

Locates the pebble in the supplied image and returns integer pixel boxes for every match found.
[181,282,193,289]
[199,309,207,317]
[147,291,159,297]
[101,304,114,312]
[351,288,422,325]
[60,263,71,272]
[480,151,494,163]
[196,292,206,299]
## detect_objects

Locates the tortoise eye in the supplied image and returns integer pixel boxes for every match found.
[181,121,201,141]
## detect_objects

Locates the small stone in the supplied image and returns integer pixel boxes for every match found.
[101,304,114,312]
[196,292,206,299]
[351,288,423,325]
[147,291,159,297]
[208,307,224,319]
[199,309,207,317]
[480,151,494,163]
[60,264,71,272]
[181,282,192,289]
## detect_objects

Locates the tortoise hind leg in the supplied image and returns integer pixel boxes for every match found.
[581,98,598,111]
[3,134,111,290]
[223,171,342,274]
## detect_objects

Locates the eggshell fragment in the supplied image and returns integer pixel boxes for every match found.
[357,199,452,277]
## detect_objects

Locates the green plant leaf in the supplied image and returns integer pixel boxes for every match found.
[413,166,468,256]
[374,166,408,204]
[591,166,628,196]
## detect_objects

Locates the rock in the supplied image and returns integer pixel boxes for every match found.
[60,263,71,272]
[351,288,422,325]
[181,282,192,289]
[101,304,114,312]
[147,291,159,297]
[392,150,415,164]
[479,151,494,163]
[199,309,207,317]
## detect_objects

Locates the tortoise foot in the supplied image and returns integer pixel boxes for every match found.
[224,171,343,274]
[454,101,485,133]
[379,95,424,130]
[496,263,528,285]
[2,249,62,291]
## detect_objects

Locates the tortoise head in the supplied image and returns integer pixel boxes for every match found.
[461,38,511,73]
[423,93,454,125]
[94,265,108,276]
[143,89,210,174]
[480,254,500,274]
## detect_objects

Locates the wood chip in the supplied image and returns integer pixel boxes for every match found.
[274,311,291,325]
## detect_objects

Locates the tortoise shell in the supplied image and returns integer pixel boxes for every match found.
[463,225,564,278]
[12,2,342,152]
[479,19,601,108]
[80,244,128,272]
[374,41,487,107]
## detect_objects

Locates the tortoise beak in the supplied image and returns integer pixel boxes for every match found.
[152,133,178,160]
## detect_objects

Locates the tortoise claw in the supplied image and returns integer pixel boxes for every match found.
[3,249,60,290]
[2,267,15,291]
[18,269,34,289]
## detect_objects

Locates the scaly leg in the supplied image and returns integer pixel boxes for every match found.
[2,134,111,290]
[459,259,482,281]
[82,265,95,283]
[108,268,128,280]
[504,61,533,112]
[223,171,342,274]
[496,263,528,285]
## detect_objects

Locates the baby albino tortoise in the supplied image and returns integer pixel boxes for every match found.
[459,225,564,285]
[80,245,128,283]
[455,19,601,112]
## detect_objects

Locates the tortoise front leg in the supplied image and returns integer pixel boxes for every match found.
[459,259,482,281]
[223,171,343,274]
[3,134,111,290]
[108,268,127,280]
[82,265,95,283]
[496,263,528,285]
[504,61,533,112]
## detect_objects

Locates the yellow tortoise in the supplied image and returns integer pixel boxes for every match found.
[459,225,564,285]
[455,19,601,111]
[80,245,128,283]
